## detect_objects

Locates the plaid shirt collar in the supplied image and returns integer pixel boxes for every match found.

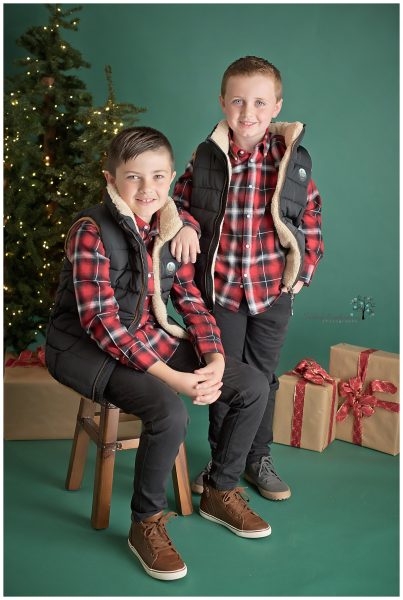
[228,127,271,162]
[134,212,159,241]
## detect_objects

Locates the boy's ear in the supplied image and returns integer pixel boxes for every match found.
[170,170,177,186]
[219,95,225,111]
[103,170,115,185]
[273,98,283,118]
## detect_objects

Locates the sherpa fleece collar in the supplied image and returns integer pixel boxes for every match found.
[106,183,183,242]
[209,120,304,154]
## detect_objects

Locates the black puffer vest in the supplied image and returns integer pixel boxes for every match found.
[45,187,187,404]
[189,121,312,310]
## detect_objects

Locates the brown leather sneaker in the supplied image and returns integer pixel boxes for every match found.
[128,511,187,580]
[200,479,271,538]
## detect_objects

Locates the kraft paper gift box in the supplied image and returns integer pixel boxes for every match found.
[4,353,83,440]
[4,353,143,440]
[273,360,339,452]
[329,343,400,455]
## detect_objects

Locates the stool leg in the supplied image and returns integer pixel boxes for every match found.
[91,405,120,529]
[172,442,193,515]
[65,397,96,491]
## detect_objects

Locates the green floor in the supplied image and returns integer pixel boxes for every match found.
[4,403,399,597]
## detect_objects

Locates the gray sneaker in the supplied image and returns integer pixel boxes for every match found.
[191,460,212,494]
[243,455,291,501]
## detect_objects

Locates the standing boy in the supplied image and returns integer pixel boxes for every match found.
[46,126,272,582]
[172,56,324,501]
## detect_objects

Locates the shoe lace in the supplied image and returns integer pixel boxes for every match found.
[143,512,178,555]
[221,487,253,516]
[258,455,282,482]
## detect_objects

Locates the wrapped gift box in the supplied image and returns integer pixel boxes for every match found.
[273,362,339,452]
[329,343,399,455]
[4,354,142,441]
[4,356,83,440]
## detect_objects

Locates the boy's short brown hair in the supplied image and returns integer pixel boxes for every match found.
[221,56,282,101]
[105,126,174,175]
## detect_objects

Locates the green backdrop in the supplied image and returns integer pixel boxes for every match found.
[4,3,399,369]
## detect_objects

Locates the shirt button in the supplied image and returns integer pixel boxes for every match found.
[144,225,149,230]
[147,273,152,278]
[239,150,244,155]
[248,184,253,189]
[243,273,248,278]
[250,158,254,163]
[246,214,251,219]
[245,244,250,248]
[240,284,243,288]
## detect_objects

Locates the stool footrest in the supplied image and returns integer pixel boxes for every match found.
[79,416,101,446]
[116,439,140,450]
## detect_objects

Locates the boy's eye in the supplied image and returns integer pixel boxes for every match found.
[256,100,266,107]
[232,99,243,105]
[126,175,139,180]
[155,174,165,180]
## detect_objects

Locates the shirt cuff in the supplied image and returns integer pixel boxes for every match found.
[178,210,201,236]
[196,337,225,359]
[299,262,318,286]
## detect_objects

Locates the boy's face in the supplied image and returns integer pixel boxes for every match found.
[219,73,283,150]
[104,148,176,223]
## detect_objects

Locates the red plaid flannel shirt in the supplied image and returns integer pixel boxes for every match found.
[67,214,224,372]
[173,128,324,314]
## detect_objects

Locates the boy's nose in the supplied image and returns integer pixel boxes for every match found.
[139,181,153,193]
[240,103,254,117]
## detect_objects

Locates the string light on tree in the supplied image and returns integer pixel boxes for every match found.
[4,5,145,352]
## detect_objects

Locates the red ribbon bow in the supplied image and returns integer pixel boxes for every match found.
[286,359,337,448]
[5,347,46,368]
[336,349,398,445]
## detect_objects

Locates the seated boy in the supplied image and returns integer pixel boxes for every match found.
[45,126,272,582]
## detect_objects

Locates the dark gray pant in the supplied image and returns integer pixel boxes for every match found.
[104,341,269,522]
[212,293,292,464]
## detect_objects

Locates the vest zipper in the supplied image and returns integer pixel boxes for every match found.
[270,288,294,316]
[120,220,148,328]
[132,255,147,326]
[203,140,229,310]
[289,288,294,316]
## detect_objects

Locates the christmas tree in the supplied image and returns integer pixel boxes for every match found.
[4,4,145,352]
[57,64,146,210]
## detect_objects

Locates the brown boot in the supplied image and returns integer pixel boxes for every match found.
[200,478,271,538]
[128,511,187,580]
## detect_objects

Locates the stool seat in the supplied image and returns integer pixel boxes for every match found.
[66,397,193,529]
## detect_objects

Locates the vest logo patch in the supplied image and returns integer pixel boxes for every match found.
[166,261,176,274]
[298,168,307,182]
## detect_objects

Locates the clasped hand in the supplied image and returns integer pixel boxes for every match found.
[174,354,225,406]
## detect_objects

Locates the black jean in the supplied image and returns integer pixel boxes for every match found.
[213,292,292,464]
[104,340,269,522]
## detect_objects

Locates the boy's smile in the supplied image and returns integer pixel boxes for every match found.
[219,73,283,152]
[104,149,176,223]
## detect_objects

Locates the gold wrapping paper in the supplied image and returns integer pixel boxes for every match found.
[329,343,400,455]
[273,373,339,452]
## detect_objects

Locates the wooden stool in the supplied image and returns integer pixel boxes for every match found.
[66,397,193,529]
